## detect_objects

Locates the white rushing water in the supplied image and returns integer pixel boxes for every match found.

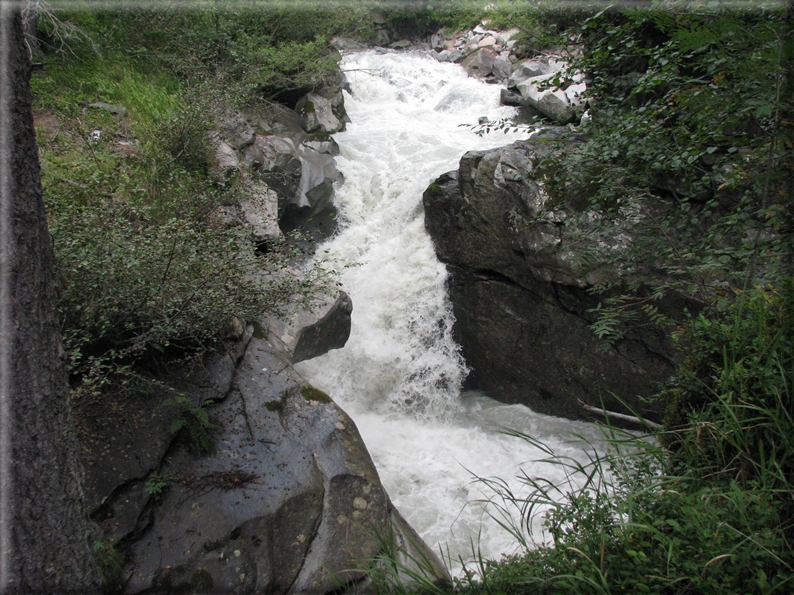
[295,50,608,572]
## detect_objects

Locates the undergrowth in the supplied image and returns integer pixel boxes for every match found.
[367,286,794,594]
[31,8,339,403]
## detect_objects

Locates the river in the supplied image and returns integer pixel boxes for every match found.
[295,49,609,574]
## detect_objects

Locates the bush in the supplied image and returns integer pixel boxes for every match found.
[32,15,337,402]
[369,286,794,594]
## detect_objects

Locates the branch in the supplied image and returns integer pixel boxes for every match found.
[579,400,662,430]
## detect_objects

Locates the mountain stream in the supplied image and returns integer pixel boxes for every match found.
[295,50,609,573]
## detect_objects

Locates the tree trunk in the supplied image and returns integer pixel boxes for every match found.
[0,7,102,594]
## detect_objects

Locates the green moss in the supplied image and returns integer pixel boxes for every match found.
[305,132,332,143]
[302,100,316,114]
[301,385,332,404]
[265,400,284,412]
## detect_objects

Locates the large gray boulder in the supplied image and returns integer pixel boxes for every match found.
[77,320,447,594]
[242,135,303,198]
[516,73,576,124]
[239,184,281,243]
[296,86,350,135]
[265,292,353,365]
[460,47,498,78]
[423,137,687,421]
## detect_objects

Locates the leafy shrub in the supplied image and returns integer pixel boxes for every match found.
[664,285,794,494]
[170,395,216,454]
[32,21,336,402]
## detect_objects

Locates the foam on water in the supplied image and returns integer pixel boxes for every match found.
[295,50,606,571]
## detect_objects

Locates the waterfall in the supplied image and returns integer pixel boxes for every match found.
[295,50,608,572]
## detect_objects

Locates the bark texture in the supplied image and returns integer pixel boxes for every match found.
[1,8,102,594]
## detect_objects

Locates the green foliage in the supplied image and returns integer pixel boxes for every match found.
[520,2,794,347]
[32,18,339,402]
[144,471,174,501]
[301,385,333,404]
[664,285,794,492]
[50,2,374,103]
[93,538,124,593]
[170,395,215,454]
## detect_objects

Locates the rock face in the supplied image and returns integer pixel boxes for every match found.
[296,86,350,135]
[265,292,354,365]
[76,315,447,594]
[212,104,342,242]
[423,137,683,420]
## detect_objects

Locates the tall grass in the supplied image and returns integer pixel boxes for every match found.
[365,286,794,594]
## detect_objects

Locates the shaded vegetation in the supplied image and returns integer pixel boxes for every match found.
[30,2,355,401]
[28,1,794,593]
[359,1,794,594]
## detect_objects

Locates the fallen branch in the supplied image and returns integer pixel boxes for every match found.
[579,400,662,430]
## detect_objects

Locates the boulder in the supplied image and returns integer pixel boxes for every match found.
[516,74,576,124]
[239,184,281,243]
[210,140,240,178]
[565,82,588,109]
[389,39,412,50]
[374,29,392,47]
[496,28,520,46]
[302,134,340,157]
[460,47,498,78]
[331,37,366,53]
[492,56,512,81]
[477,35,497,48]
[296,86,350,135]
[264,292,353,365]
[508,57,565,89]
[242,135,303,202]
[423,138,685,421]
[78,322,447,594]
[500,88,525,107]
[219,112,256,151]
[434,49,465,64]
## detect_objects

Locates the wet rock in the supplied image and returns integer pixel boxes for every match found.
[74,351,238,541]
[91,327,448,594]
[423,139,683,421]
[264,292,353,364]
[296,86,350,135]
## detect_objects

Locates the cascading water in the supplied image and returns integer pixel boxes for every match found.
[295,50,608,572]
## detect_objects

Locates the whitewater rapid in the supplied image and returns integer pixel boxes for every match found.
[295,50,608,572]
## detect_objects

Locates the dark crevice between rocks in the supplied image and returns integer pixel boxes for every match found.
[90,478,146,525]
[326,572,369,595]
[470,267,525,290]
[237,387,257,441]
[283,453,326,595]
